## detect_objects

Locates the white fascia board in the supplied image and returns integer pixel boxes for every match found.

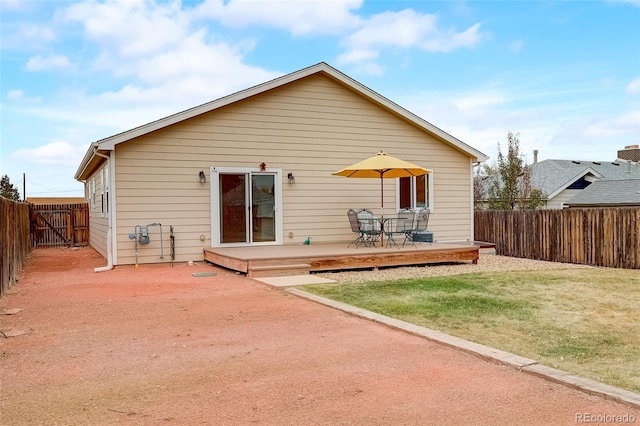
[74,142,101,181]
[547,167,604,199]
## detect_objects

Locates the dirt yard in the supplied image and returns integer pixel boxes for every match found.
[1,247,639,425]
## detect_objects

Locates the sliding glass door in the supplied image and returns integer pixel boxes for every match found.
[212,167,282,246]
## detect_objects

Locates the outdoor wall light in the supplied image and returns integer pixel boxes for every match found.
[199,170,206,183]
[287,172,295,184]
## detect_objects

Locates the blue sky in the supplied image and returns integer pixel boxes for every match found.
[1,0,639,198]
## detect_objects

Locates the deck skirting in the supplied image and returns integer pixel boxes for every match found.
[204,243,479,277]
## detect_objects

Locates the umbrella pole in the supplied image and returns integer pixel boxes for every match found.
[380,175,384,245]
[380,175,384,216]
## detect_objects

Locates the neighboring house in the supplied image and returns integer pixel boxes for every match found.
[27,197,85,205]
[74,62,488,266]
[564,179,640,208]
[530,147,640,209]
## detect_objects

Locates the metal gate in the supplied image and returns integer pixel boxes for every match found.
[30,203,90,247]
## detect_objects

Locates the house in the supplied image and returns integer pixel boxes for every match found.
[564,179,640,208]
[27,197,85,205]
[530,146,640,209]
[74,62,488,267]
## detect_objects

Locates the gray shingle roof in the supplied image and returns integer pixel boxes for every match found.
[530,159,640,197]
[564,179,640,206]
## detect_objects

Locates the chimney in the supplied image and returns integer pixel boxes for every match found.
[618,145,640,162]
[533,149,538,164]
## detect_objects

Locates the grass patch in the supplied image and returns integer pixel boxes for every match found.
[304,268,640,392]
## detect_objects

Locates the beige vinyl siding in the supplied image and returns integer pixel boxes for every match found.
[113,74,474,264]
[547,188,582,209]
[87,165,109,259]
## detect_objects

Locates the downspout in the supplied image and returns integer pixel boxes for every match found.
[93,148,114,272]
[471,160,481,243]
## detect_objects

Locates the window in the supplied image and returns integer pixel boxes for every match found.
[398,174,432,210]
[104,166,109,215]
[567,176,592,190]
[90,178,96,209]
[100,166,109,216]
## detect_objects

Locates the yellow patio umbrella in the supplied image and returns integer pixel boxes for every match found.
[332,151,430,216]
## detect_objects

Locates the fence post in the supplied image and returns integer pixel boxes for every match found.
[0,198,32,297]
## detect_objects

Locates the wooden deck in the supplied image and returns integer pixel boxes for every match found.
[204,242,480,278]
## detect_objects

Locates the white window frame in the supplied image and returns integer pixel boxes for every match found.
[395,172,434,212]
[90,177,96,209]
[104,166,110,215]
[100,167,108,217]
[210,166,283,247]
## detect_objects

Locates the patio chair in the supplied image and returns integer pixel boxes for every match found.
[384,209,415,249]
[347,209,367,248]
[356,208,382,247]
[411,208,432,244]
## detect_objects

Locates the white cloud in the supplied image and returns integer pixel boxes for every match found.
[62,0,280,107]
[64,0,188,57]
[583,110,640,138]
[626,78,640,94]
[6,89,42,103]
[454,93,507,111]
[20,24,56,43]
[18,101,178,135]
[0,0,28,11]
[607,0,640,7]
[346,61,385,77]
[338,9,482,73]
[396,81,640,164]
[191,0,362,36]
[337,48,378,65]
[422,23,482,52]
[344,10,437,49]
[510,39,523,52]
[190,1,481,75]
[1,22,56,51]
[11,141,86,166]
[343,9,482,53]
[26,54,70,71]
[96,84,167,104]
[8,89,24,100]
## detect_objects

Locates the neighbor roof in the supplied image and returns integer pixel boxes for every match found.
[564,179,640,207]
[530,159,640,199]
[75,62,488,180]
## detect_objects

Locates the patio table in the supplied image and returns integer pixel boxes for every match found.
[358,214,411,247]
[381,215,414,248]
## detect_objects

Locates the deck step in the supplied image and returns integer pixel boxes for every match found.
[248,263,311,278]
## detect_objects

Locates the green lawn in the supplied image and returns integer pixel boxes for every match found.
[303,268,640,392]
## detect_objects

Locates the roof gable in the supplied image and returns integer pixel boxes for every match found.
[565,179,640,207]
[530,159,640,199]
[76,63,487,180]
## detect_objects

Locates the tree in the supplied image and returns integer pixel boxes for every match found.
[473,162,494,210]
[1,175,21,201]
[486,132,545,210]
[519,165,545,210]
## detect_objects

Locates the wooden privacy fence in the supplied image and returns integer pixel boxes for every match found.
[1,197,32,297]
[475,207,640,269]
[31,203,89,247]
